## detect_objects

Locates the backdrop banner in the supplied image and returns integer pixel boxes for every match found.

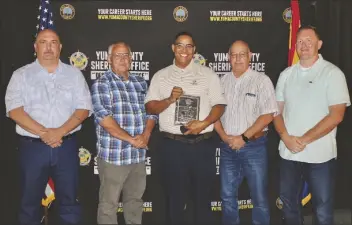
[51,1,293,224]
[2,0,351,225]
[1,1,298,224]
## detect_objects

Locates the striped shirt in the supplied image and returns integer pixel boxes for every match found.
[91,70,157,165]
[220,68,278,136]
[5,60,92,138]
[145,60,227,134]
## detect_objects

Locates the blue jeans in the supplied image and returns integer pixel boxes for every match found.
[279,158,336,225]
[18,135,81,225]
[220,136,270,225]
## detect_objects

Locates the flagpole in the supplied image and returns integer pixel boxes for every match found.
[44,205,49,225]
[36,1,56,223]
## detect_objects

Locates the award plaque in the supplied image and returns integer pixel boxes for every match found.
[174,95,200,125]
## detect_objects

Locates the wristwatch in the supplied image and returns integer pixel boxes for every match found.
[241,134,249,143]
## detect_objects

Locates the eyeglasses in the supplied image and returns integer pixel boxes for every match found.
[174,43,194,51]
[229,52,248,59]
[111,53,130,60]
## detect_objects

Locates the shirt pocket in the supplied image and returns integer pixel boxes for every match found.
[23,83,47,122]
[132,91,146,115]
[136,91,146,105]
[131,83,147,112]
[26,83,47,107]
[244,93,258,114]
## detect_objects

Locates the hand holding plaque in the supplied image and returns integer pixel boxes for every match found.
[168,86,183,103]
[174,95,200,125]
[184,120,210,135]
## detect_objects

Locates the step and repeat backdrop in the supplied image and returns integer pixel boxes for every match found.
[51,1,292,224]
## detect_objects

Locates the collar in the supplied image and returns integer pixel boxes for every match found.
[109,69,130,82]
[232,67,251,80]
[297,54,323,71]
[35,59,63,74]
[172,59,195,74]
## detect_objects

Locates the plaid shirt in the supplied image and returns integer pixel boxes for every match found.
[91,70,157,165]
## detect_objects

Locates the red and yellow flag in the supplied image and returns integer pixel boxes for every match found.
[288,0,301,66]
[42,177,55,207]
[288,0,312,206]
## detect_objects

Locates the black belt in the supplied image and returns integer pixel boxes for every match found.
[19,133,76,143]
[162,132,213,144]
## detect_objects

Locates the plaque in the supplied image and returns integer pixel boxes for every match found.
[174,95,200,125]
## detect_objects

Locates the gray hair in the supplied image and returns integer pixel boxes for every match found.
[108,42,132,55]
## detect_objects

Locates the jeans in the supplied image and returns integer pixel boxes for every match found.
[279,158,336,225]
[18,135,81,225]
[220,136,270,225]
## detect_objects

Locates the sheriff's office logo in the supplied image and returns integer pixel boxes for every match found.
[276,197,283,209]
[193,53,206,66]
[69,51,88,70]
[282,7,292,23]
[173,6,188,22]
[60,4,75,20]
[79,147,91,166]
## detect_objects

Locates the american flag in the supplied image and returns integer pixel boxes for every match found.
[36,0,54,34]
[35,0,56,207]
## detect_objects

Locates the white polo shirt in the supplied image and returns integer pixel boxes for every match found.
[276,54,350,163]
[145,60,227,134]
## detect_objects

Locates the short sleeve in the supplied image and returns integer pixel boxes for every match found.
[275,70,289,102]
[326,68,351,107]
[207,70,227,106]
[258,76,278,115]
[145,72,161,103]
[5,70,24,116]
[74,69,93,114]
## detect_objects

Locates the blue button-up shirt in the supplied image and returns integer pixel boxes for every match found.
[5,60,92,138]
[91,70,157,166]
